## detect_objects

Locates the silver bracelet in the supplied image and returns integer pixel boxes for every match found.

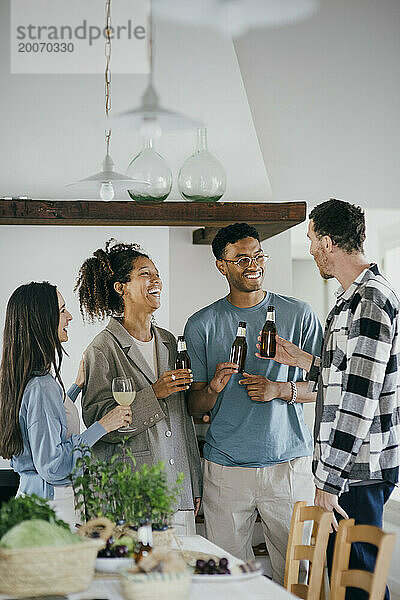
[287,381,297,405]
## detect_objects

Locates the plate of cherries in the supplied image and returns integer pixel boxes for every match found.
[95,534,135,573]
[192,557,262,582]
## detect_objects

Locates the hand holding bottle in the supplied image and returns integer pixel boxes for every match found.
[152,369,193,399]
[208,362,239,394]
[256,334,314,372]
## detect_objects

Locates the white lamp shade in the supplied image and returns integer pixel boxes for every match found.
[67,153,149,200]
[109,83,203,133]
[153,0,319,36]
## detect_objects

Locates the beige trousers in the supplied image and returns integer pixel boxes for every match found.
[171,509,196,536]
[203,456,314,585]
[50,485,80,531]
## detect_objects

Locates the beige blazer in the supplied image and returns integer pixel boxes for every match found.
[82,318,202,509]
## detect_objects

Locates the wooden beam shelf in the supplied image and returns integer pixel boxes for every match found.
[0,199,306,244]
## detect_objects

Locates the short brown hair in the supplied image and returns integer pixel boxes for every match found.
[309,199,365,253]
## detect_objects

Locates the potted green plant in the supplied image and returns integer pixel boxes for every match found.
[72,443,184,539]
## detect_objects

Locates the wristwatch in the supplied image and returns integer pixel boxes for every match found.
[287,381,297,405]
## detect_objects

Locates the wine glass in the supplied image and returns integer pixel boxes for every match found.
[112,377,137,433]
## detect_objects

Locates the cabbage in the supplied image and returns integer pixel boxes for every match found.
[0,519,82,549]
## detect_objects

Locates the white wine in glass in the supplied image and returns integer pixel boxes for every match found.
[112,377,137,432]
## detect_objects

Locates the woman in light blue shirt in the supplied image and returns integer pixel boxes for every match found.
[0,281,132,527]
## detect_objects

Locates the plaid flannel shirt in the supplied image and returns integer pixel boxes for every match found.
[308,263,400,495]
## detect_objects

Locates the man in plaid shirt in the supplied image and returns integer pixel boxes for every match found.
[258,199,400,600]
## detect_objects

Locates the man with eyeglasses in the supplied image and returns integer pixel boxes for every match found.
[184,222,323,585]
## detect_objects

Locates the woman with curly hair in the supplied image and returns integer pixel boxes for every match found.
[0,282,132,527]
[75,240,202,535]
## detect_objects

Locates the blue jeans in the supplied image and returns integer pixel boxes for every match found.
[327,481,394,600]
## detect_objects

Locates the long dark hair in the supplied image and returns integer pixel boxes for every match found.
[0,282,64,459]
[75,239,149,321]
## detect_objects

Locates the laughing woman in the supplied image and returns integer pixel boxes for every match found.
[75,240,202,535]
[0,282,132,528]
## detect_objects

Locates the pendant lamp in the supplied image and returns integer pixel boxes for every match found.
[67,0,148,200]
[109,1,202,135]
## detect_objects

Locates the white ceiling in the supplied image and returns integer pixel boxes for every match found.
[1,0,399,208]
[235,0,400,209]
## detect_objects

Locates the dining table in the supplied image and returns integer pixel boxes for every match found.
[66,534,297,600]
[0,534,298,600]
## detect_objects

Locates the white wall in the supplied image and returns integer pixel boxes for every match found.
[364,209,400,266]
[234,0,400,209]
[292,259,336,326]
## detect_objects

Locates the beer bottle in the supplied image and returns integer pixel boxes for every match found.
[230,321,247,373]
[175,335,191,370]
[134,520,153,563]
[260,306,277,358]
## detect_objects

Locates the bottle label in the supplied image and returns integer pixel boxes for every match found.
[138,525,153,546]
[266,310,275,322]
[237,327,246,337]
[177,341,187,352]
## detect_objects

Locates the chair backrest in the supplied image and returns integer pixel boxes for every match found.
[330,519,395,600]
[285,501,333,600]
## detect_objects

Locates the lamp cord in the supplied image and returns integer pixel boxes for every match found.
[105,0,112,155]
[148,0,154,85]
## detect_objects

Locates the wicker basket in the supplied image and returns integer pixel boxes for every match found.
[151,527,175,549]
[78,518,174,550]
[0,538,103,598]
[77,516,115,541]
[120,569,191,600]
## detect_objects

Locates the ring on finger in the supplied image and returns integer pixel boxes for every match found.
[171,374,176,381]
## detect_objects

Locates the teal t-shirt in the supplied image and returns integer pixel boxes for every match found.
[184,293,323,467]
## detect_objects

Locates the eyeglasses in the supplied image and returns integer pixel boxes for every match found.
[222,254,270,269]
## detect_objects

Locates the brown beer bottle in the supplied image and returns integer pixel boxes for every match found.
[230,322,247,373]
[260,306,277,358]
[134,520,153,563]
[175,336,191,370]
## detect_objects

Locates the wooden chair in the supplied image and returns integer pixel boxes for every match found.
[285,501,333,600]
[311,521,329,600]
[330,519,395,600]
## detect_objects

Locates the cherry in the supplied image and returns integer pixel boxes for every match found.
[114,545,128,557]
[207,559,216,568]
